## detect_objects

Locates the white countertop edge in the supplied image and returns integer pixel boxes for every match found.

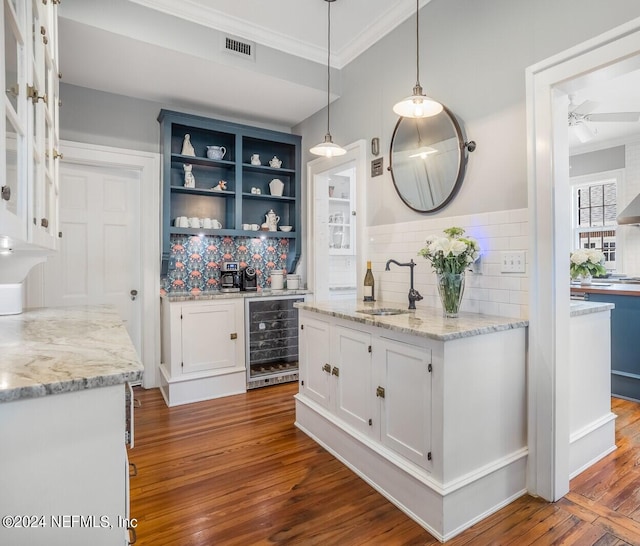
[162,289,312,301]
[570,301,615,317]
[295,301,528,341]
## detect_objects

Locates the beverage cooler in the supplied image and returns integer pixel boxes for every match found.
[245,295,305,389]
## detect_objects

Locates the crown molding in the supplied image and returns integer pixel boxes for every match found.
[129,0,433,69]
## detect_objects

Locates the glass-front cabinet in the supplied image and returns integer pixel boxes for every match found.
[0,0,59,250]
[328,171,355,256]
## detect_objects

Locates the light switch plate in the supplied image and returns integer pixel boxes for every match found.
[501,251,526,273]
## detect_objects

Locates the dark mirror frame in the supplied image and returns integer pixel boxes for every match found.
[388,105,474,213]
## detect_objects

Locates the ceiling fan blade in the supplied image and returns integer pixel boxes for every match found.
[587,112,640,122]
[571,100,598,115]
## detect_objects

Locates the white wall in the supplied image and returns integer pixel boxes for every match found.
[368,209,528,318]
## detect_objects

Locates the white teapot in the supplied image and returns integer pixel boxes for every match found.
[269,156,282,168]
[265,209,280,231]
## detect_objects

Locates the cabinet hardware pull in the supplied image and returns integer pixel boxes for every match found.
[129,462,138,477]
[43,0,47,4]
[331,366,339,377]
[376,386,385,398]
[40,26,47,36]
[27,85,47,104]
[130,289,138,301]
[52,0,61,4]
[230,332,238,340]
[40,218,49,228]
[1,186,10,201]
[43,36,48,45]
[53,149,63,160]
[58,231,62,238]
[322,363,331,373]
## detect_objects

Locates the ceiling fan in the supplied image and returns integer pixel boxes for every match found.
[568,94,640,143]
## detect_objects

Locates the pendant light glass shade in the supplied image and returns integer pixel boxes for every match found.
[310,134,347,157]
[393,0,442,119]
[310,0,346,157]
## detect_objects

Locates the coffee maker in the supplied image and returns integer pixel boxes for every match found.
[240,266,258,291]
[220,261,240,292]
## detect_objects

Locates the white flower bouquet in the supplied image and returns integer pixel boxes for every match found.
[569,248,606,279]
[418,227,480,275]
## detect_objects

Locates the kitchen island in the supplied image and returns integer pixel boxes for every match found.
[294,301,528,542]
[571,282,640,401]
[569,300,616,477]
[0,306,143,546]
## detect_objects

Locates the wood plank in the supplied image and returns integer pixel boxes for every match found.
[129,385,640,545]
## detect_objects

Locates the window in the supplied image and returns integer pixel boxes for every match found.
[573,180,617,270]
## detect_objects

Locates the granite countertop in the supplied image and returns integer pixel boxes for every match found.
[570,300,615,317]
[570,282,640,297]
[0,305,143,403]
[163,288,311,302]
[295,300,528,341]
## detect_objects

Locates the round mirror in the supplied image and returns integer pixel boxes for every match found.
[389,106,473,212]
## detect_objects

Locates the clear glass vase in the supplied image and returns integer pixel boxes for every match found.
[436,272,465,318]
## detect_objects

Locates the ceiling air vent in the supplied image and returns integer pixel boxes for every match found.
[223,35,255,61]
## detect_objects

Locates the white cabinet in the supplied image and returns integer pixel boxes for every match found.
[160,298,246,406]
[328,173,355,255]
[374,336,432,469]
[299,314,429,454]
[332,325,372,436]
[0,0,59,250]
[299,315,331,408]
[0,385,130,546]
[296,308,527,541]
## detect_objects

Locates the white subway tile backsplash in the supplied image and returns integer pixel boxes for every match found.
[365,208,529,319]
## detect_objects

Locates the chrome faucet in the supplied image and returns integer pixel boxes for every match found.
[385,258,423,310]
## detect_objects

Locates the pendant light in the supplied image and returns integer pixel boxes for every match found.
[310,0,346,157]
[392,0,442,118]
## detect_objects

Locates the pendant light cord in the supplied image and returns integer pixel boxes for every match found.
[415,0,420,87]
[326,0,332,136]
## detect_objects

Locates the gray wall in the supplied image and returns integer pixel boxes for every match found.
[570,146,626,178]
[294,0,640,225]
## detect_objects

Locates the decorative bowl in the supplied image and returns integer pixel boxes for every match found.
[279,226,293,232]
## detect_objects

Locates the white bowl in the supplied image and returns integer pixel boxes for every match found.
[279,226,293,232]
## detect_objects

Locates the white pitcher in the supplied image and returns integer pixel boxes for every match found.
[265,209,280,231]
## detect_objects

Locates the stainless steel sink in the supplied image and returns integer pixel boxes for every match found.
[356,308,410,316]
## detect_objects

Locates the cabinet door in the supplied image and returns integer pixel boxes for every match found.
[332,325,372,435]
[299,315,331,408]
[0,0,28,242]
[181,302,241,374]
[375,337,432,469]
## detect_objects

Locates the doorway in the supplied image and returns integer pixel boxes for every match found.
[527,17,640,501]
[44,162,142,352]
[306,140,367,302]
[25,141,161,388]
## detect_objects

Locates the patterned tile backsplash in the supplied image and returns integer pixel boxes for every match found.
[161,235,290,295]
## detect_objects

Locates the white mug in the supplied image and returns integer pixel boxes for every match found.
[251,223,260,231]
[211,219,222,229]
[175,216,188,227]
[188,217,201,228]
[202,218,213,229]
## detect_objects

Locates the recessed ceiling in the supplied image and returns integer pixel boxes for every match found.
[58,0,429,127]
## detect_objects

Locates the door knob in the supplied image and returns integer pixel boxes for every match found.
[130,289,138,301]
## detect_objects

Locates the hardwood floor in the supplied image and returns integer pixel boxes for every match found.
[130,385,640,545]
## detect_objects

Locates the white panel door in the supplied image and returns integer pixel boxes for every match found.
[44,162,142,356]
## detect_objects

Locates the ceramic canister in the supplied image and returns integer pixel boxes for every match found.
[271,270,284,290]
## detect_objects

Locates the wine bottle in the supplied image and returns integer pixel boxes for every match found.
[363,261,375,302]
